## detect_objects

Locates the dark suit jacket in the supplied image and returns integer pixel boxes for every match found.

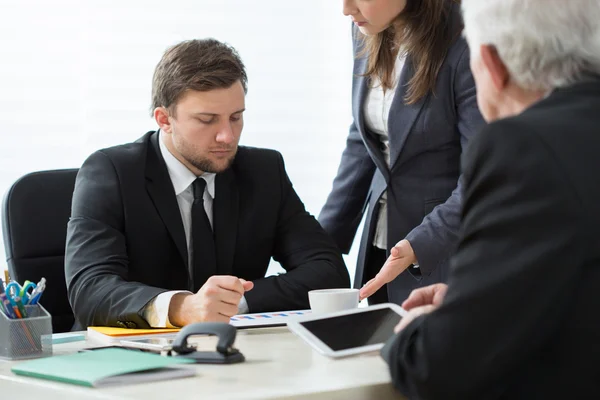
[382,80,600,399]
[65,131,349,329]
[319,2,485,304]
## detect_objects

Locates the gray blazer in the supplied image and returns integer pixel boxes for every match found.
[319,5,485,304]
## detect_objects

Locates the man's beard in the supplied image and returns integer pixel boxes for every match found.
[184,149,237,173]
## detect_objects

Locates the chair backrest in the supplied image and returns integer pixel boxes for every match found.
[2,169,79,333]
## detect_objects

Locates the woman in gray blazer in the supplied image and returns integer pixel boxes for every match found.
[319,0,485,305]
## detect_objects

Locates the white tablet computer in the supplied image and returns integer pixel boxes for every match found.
[287,303,407,358]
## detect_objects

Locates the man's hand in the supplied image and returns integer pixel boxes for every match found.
[394,304,437,333]
[359,240,416,301]
[392,284,448,333]
[401,283,448,311]
[169,276,254,327]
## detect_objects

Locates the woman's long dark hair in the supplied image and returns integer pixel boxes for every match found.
[360,0,461,104]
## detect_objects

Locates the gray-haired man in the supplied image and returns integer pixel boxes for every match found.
[382,0,600,398]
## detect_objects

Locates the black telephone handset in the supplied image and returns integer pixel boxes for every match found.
[170,322,245,364]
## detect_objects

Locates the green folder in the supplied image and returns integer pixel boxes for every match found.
[12,347,196,387]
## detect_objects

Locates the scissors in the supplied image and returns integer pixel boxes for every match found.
[5,280,37,304]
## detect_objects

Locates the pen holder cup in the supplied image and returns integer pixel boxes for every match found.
[0,304,53,360]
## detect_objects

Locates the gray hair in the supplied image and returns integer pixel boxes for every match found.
[461,0,600,91]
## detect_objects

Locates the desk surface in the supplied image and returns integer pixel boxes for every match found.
[0,327,404,400]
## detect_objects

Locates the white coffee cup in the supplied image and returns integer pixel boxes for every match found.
[308,288,360,315]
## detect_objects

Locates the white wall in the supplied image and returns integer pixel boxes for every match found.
[0,0,363,284]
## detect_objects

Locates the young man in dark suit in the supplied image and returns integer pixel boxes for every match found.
[381,0,600,398]
[65,39,349,330]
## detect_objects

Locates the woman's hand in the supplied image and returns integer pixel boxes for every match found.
[359,239,416,301]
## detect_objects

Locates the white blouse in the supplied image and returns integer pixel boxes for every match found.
[363,54,406,250]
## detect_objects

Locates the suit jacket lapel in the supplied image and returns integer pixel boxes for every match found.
[388,56,429,169]
[145,132,189,270]
[213,168,238,276]
[354,56,391,180]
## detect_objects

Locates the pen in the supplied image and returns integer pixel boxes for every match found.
[14,296,28,319]
[0,294,8,318]
[0,277,5,296]
[3,270,9,285]
[5,292,22,318]
[0,293,17,319]
[29,277,46,305]
[29,292,44,305]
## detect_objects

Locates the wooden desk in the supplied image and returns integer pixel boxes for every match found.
[0,327,404,399]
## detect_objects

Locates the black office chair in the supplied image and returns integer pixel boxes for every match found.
[2,169,79,333]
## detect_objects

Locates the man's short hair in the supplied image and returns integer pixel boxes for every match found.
[151,38,248,116]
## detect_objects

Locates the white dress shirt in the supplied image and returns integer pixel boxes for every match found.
[364,54,406,250]
[142,131,248,328]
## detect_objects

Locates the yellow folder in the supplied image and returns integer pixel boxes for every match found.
[87,326,180,342]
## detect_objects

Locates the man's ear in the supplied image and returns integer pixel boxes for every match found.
[480,44,509,91]
[154,107,172,133]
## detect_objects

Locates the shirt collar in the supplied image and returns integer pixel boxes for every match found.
[158,130,216,199]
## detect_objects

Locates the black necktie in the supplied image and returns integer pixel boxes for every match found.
[191,178,217,292]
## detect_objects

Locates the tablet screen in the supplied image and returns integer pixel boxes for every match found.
[299,307,402,351]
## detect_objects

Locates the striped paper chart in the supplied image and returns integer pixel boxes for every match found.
[229,310,311,328]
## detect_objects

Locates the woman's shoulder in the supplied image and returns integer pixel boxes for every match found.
[444,1,469,65]
[447,35,468,61]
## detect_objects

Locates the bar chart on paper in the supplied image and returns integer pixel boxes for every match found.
[230,310,311,328]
